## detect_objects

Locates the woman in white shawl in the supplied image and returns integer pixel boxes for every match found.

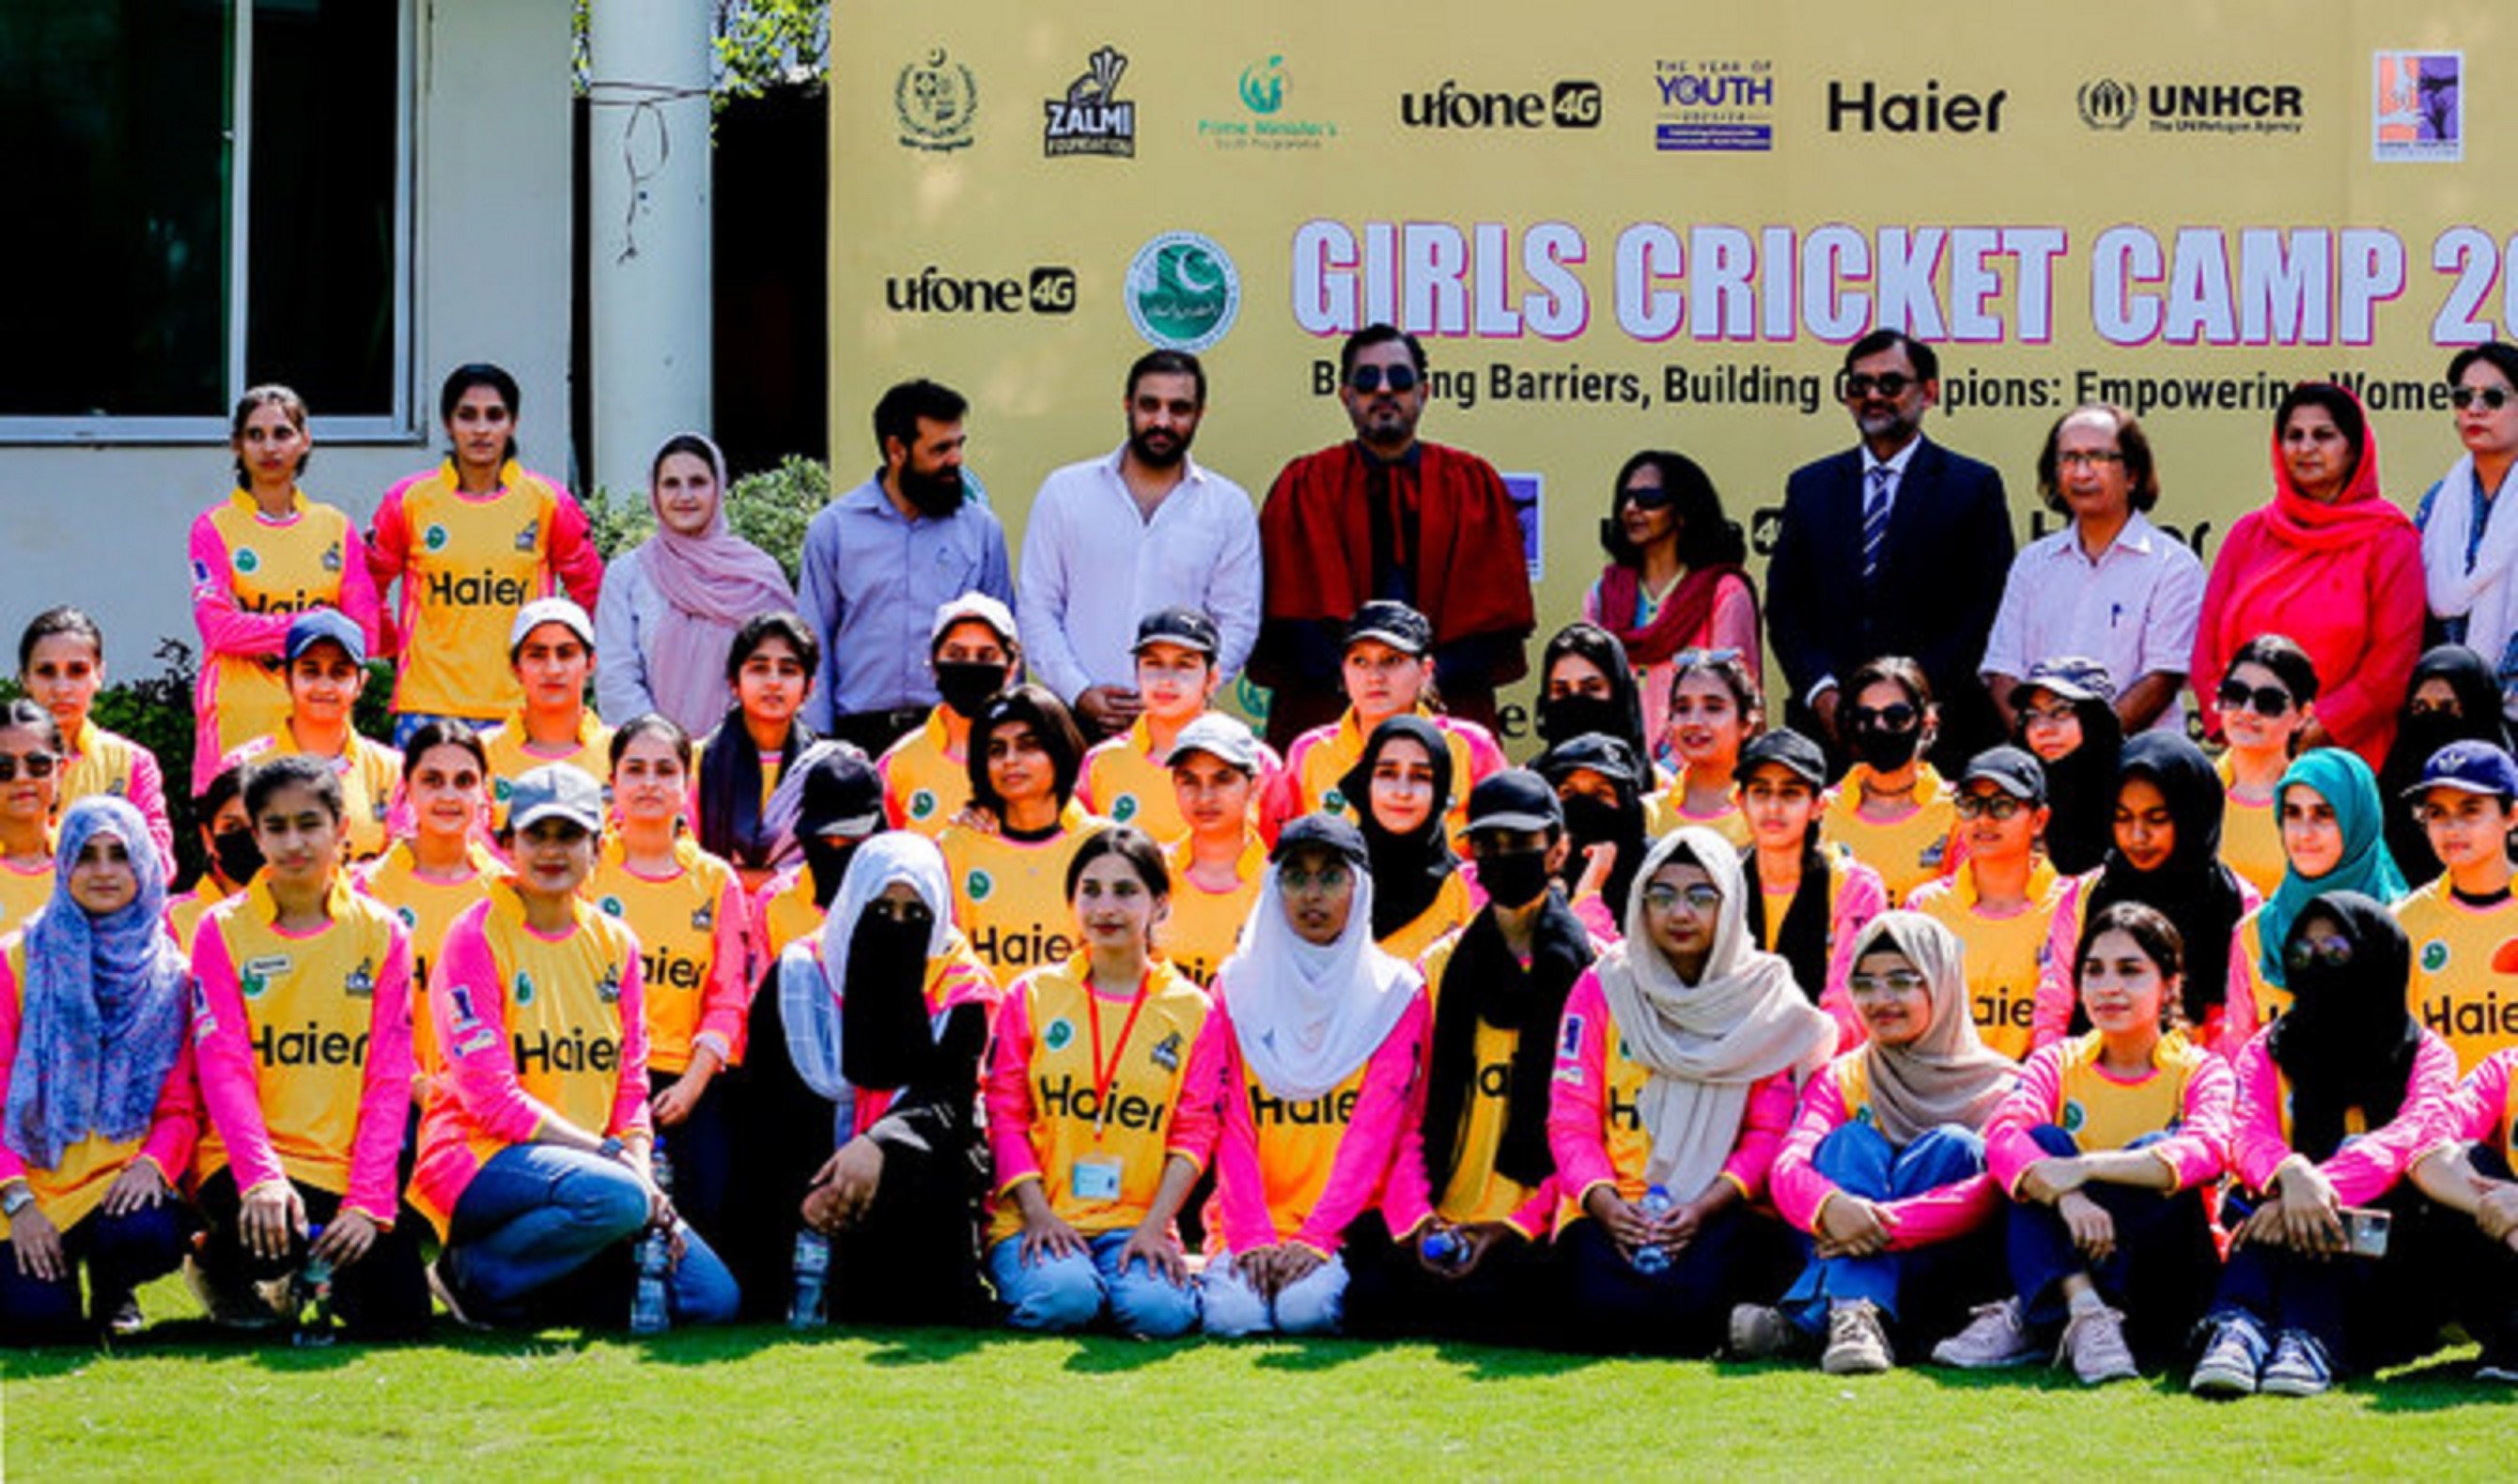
[1736,911,2019,1375]
[727,831,999,1325]
[2418,341,2518,708]
[1547,827,1838,1354]
[1201,814,1430,1337]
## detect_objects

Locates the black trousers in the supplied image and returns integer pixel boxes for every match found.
[196,1168,430,1339]
[1341,1211,1558,1345]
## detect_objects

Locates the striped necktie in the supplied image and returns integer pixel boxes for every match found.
[1861,465,1894,583]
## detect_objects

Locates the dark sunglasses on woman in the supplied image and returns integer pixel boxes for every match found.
[2215,680,2293,718]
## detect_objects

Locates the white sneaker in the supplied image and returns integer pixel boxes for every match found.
[1822,1300,1894,1375]
[2058,1302,2140,1384]
[1932,1297,2040,1368]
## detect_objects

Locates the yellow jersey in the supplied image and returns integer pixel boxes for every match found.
[941,804,1111,989]
[2395,879,2518,1074]
[1907,858,2065,1060]
[1157,835,1267,989]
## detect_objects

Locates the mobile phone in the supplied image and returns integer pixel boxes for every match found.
[2339,1206,2391,1259]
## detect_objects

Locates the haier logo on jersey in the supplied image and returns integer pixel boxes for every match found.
[1036,1072,1167,1131]
[240,588,316,616]
[426,570,533,608]
[642,946,706,994]
[511,1027,620,1074]
[254,1020,370,1067]
[1249,1085,1360,1126]
[970,922,1075,971]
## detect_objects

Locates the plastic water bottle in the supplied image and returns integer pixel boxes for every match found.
[630,1149,675,1336]
[1420,1226,1468,1270]
[291,1224,337,1347]
[1631,1185,1675,1275]
[788,1229,831,1330]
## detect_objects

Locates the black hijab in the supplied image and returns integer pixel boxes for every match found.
[1737,781,1833,1008]
[2265,890,2421,1163]
[1534,732,1651,919]
[2083,733,2248,1028]
[697,703,814,873]
[1339,714,1458,940]
[1534,623,1655,766]
[1421,884,1593,1191]
[2015,686,2124,876]
[2378,644,2511,888]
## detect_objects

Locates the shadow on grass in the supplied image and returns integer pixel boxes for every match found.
[1428,1338,1612,1381]
[1251,1337,1379,1371]
[1063,1335,1197,1373]
[0,1315,602,1380]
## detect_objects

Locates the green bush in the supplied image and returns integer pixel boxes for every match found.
[582,456,831,587]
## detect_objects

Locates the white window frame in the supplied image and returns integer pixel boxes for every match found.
[0,0,417,445]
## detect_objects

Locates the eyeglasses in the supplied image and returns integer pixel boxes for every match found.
[0,751,57,781]
[2408,698,2463,719]
[2216,680,2294,718]
[1618,483,1674,511]
[2020,703,2079,728]
[1641,882,1723,914]
[1848,969,1929,996]
[1672,647,1744,669]
[1849,703,1919,732]
[2450,385,2513,411]
[1837,371,1914,401]
[1347,364,1420,394]
[1281,862,1352,892]
[1954,794,2029,821]
[2283,935,2355,972]
[2056,450,2125,470]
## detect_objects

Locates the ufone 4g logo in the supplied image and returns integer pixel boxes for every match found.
[884,265,1078,315]
[1399,78,1601,130]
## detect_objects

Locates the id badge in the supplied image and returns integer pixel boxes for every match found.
[1071,1156,1124,1202]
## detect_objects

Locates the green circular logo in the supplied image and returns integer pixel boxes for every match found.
[599,896,625,917]
[1322,787,1345,814]
[494,776,514,802]
[967,869,994,902]
[1044,1017,1075,1052]
[1126,230,1241,353]
[2060,1099,2087,1133]
[234,548,260,574]
[396,905,417,930]
[424,523,450,552]
[2422,940,2449,974]
[514,970,536,1006]
[1111,794,1139,823]
[910,788,938,820]
[1238,54,1285,115]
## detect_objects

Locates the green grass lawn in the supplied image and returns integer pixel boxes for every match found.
[7,1293,2514,1479]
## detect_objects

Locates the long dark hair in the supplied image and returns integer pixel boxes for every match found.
[968,685,1088,817]
[1598,450,1747,569]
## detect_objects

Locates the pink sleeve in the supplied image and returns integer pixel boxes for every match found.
[1984,1043,2071,1194]
[2210,884,2267,1059]
[1380,1019,1438,1241]
[1876,1167,2001,1249]
[1570,892,1619,945]
[2153,1051,2236,1191]
[432,912,565,1145]
[2314,530,2424,756]
[188,511,293,659]
[1293,987,1430,1256]
[1710,574,1763,685]
[1769,1066,1849,1233]
[2228,1032,2290,1194]
[365,481,413,658]
[1545,973,1619,1210]
[693,873,754,1063]
[139,1033,201,1183]
[1258,736,1313,838]
[0,955,27,1184]
[1451,721,1507,788]
[1162,1008,1227,1169]
[1207,999,1277,1254]
[333,518,383,655]
[188,920,288,1195]
[2032,875,2088,1049]
[1581,581,1604,626]
[2318,1030,2457,1207]
[544,482,606,612]
[1718,1067,1802,1203]
[125,745,176,881]
[608,943,652,1140]
[343,928,415,1223]
[1818,863,1887,1046]
[981,982,1043,1194]
[2435,1050,2517,1150]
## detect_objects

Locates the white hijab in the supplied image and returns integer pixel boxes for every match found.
[1216,854,1420,1103]
[1597,827,1837,1198]
[782,830,955,1108]
[2421,452,2518,681]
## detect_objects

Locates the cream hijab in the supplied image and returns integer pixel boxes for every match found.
[1843,911,2016,1146]
[1216,854,1420,1103]
[1597,827,1837,1198]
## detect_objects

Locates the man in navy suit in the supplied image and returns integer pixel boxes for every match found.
[1767,330,2014,773]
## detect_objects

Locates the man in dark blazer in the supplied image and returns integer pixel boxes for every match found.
[1767,330,2014,773]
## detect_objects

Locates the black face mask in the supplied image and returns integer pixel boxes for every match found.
[1536,693,1627,750]
[800,837,859,909]
[1850,724,1922,773]
[1559,794,1623,853]
[1478,848,1554,910]
[840,905,937,1090]
[934,660,1006,719]
[211,827,264,889]
[899,464,965,518]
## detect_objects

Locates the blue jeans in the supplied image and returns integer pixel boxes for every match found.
[1781,1121,1991,1335]
[1200,1248,1350,1337]
[0,1202,186,1344]
[987,1232,1199,1338]
[2005,1125,2216,1362]
[443,1144,739,1328]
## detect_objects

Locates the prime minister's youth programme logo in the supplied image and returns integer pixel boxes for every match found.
[1126,232,1241,353]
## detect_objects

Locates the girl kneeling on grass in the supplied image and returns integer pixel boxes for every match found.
[414,764,738,1330]
[2189,892,2456,1398]
[0,797,198,1342]
[1934,903,2232,1383]
[1733,911,2016,1375]
[1548,827,1835,1355]
[1202,814,1428,1337]
[984,827,1221,1338]
[2410,1024,2518,1384]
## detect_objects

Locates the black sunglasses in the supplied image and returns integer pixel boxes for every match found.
[1849,703,1919,732]
[1837,371,1914,400]
[1348,364,1420,394]
[2283,935,2355,973]
[2451,385,2512,412]
[0,751,56,782]
[1619,483,1674,511]
[2216,680,2294,718]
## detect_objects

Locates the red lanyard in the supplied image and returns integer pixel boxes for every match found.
[1083,971,1152,1138]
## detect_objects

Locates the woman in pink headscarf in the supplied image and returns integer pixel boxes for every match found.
[2189,383,2422,768]
[595,434,800,735]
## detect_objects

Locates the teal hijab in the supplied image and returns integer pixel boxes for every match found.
[2255,749,2408,989]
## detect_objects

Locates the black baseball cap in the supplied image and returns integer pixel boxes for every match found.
[1738,729,1829,789]
[1132,606,1221,658]
[1270,812,1370,867]
[1343,601,1432,657]
[798,747,885,838]
[1465,769,1563,835]
[1534,733,1645,792]
[1960,746,2048,803]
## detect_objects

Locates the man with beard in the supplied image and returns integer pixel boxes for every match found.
[800,379,1015,754]
[1767,331,2013,772]
[1016,350,1260,741]
[1250,324,1535,750]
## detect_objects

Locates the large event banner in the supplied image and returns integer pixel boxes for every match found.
[832,1,2503,746]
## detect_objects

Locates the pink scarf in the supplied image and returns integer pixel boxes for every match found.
[640,434,799,733]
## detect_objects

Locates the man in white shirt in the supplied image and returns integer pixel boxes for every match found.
[1981,403,2205,735]
[1017,350,1261,739]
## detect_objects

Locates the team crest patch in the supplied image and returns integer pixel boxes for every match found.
[191,559,214,587]
[424,524,449,552]
[515,518,539,552]
[966,869,994,903]
[1920,838,1947,870]
[456,1028,498,1057]
[598,895,626,918]
[1322,787,1345,813]
[1559,1013,1584,1057]
[514,970,537,1006]
[1044,1016,1075,1052]
[448,985,481,1029]
[396,905,418,930]
[598,964,624,1003]
[321,541,343,573]
[910,789,938,820]
[241,954,291,998]
[692,900,714,932]
[1150,1029,1183,1072]
[1111,794,1138,823]
[2422,940,2449,973]
[345,958,376,998]
[234,548,260,575]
